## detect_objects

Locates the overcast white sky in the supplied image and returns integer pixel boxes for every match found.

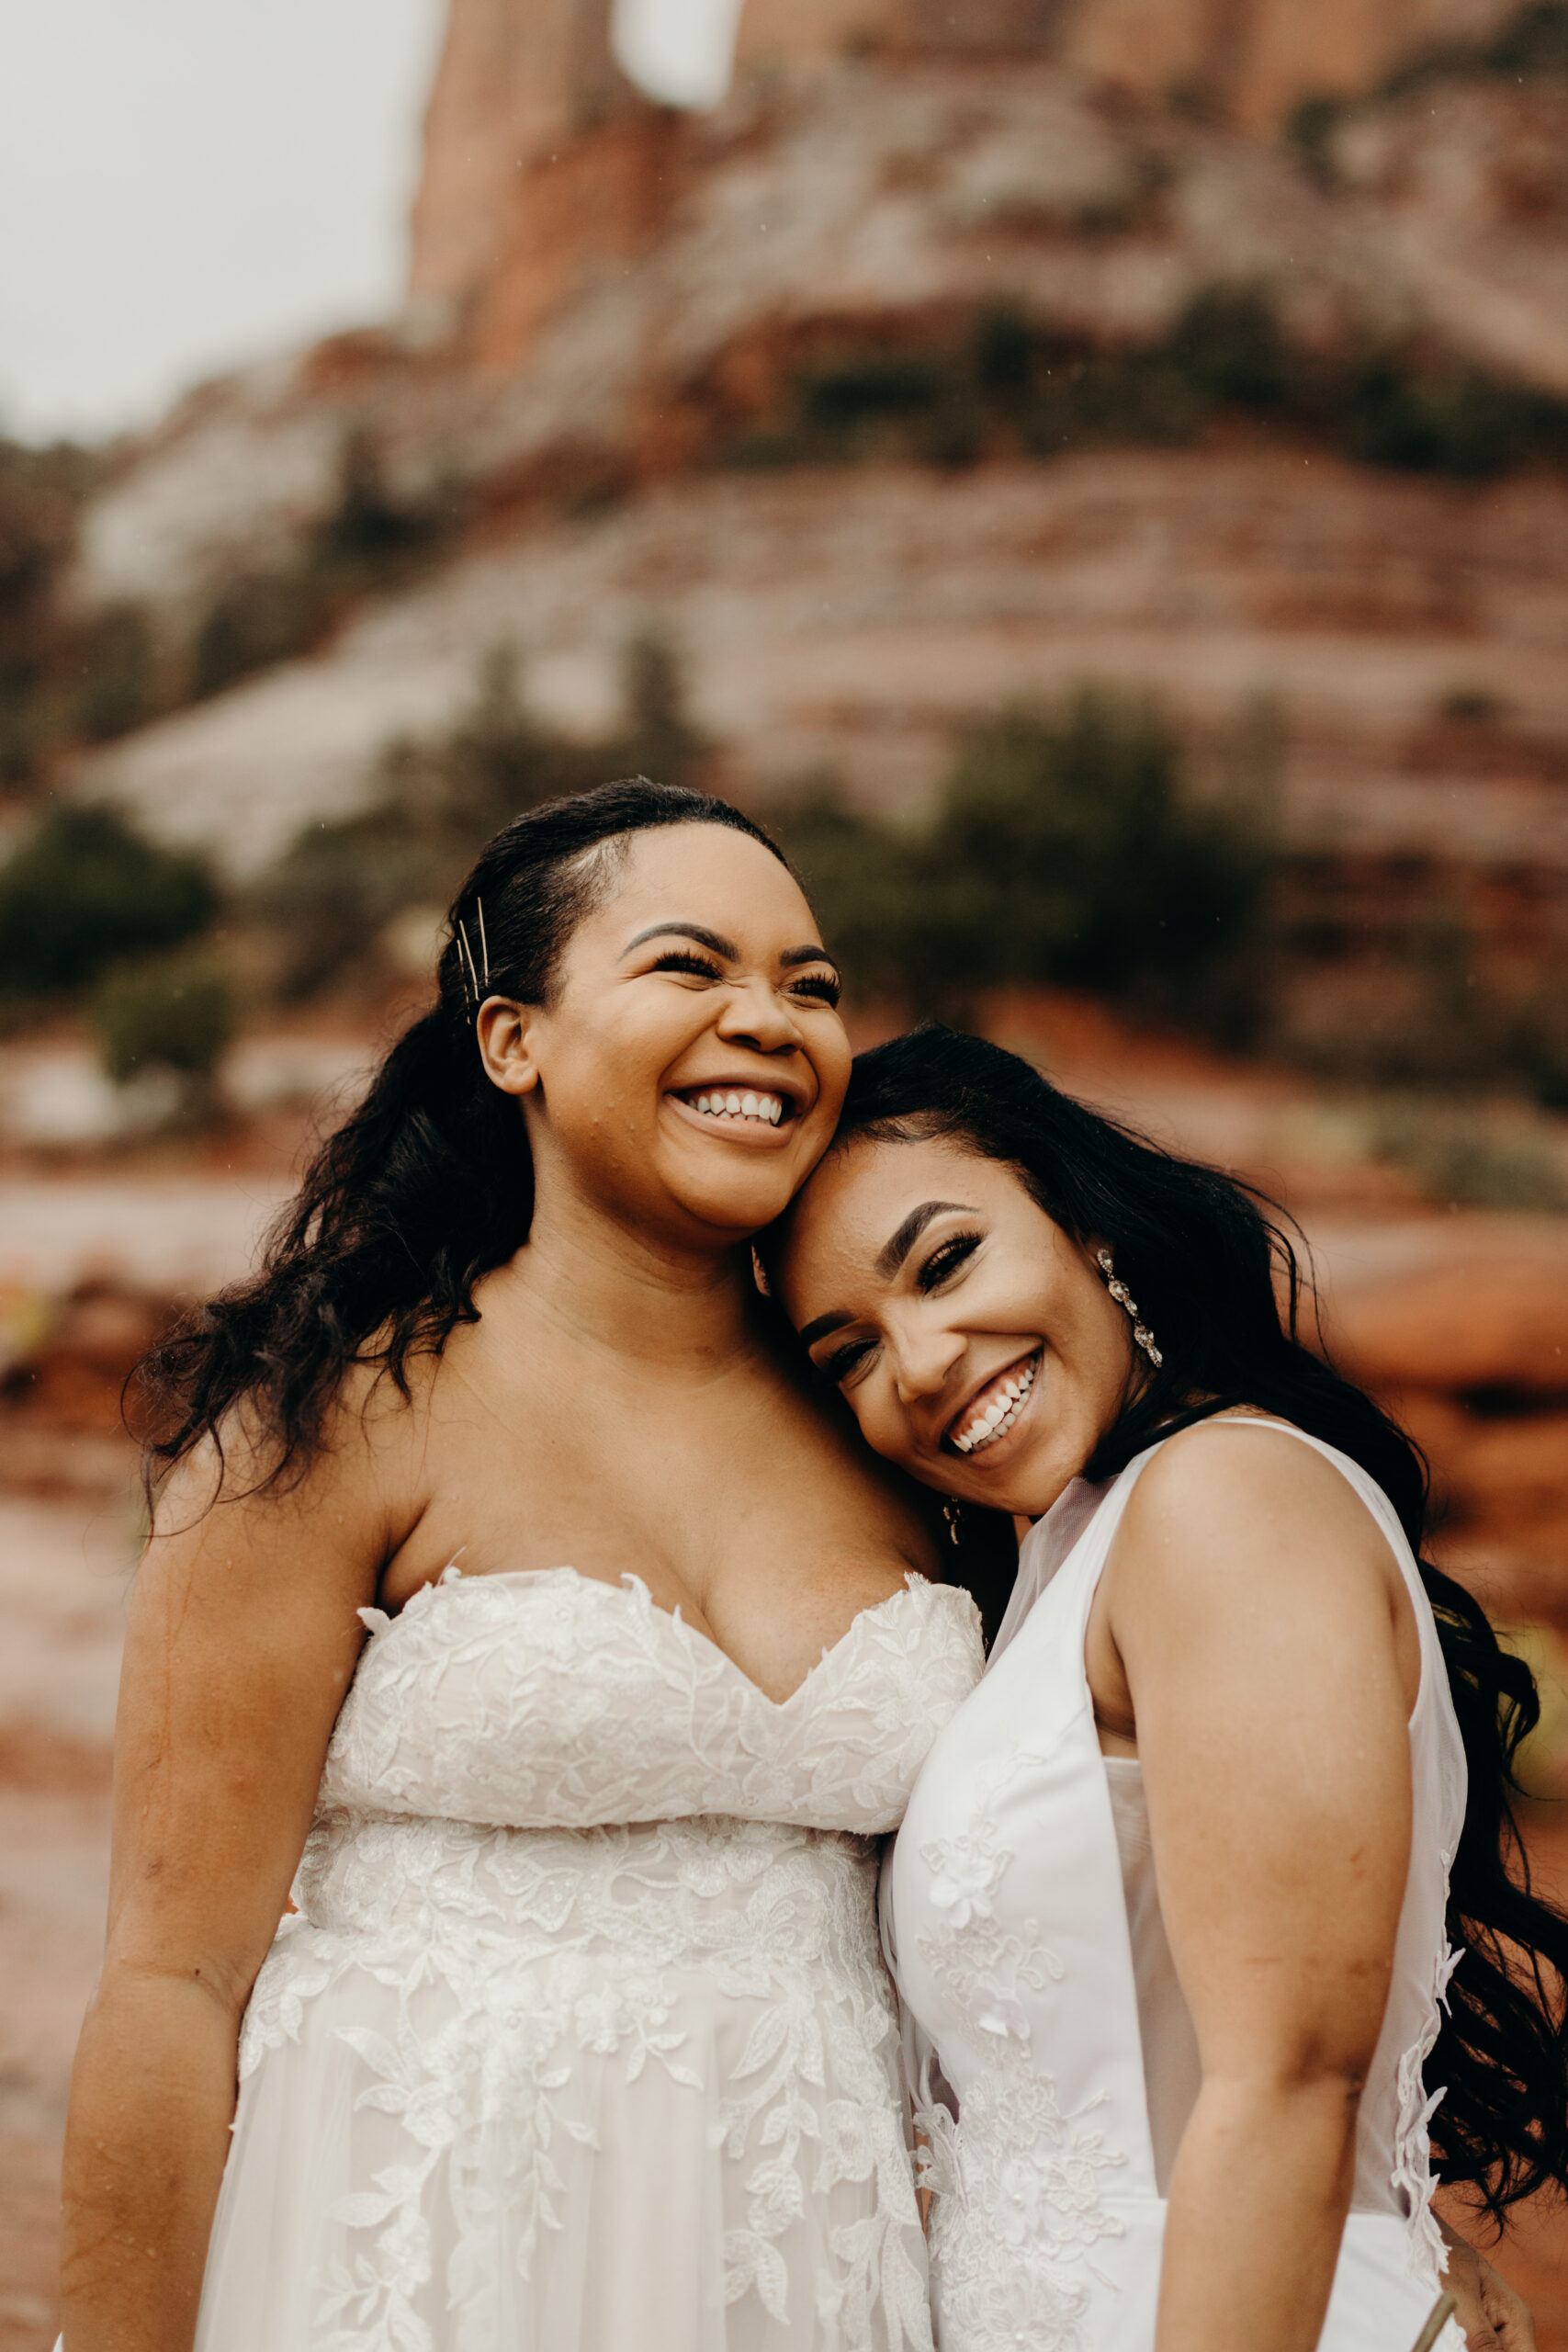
[0,0,739,446]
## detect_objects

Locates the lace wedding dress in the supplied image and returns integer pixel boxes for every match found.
[193,1565,983,2352]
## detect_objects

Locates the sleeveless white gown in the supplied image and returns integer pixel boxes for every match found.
[883,1422,1469,2352]
[192,1565,984,2351]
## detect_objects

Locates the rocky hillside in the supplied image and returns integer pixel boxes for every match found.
[71,21,1568,625]
[1,0,1556,1082]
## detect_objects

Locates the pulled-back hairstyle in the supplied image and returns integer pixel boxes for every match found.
[139,780,791,1497]
[818,1023,1568,2222]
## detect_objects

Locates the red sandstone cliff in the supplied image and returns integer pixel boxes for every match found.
[734,0,1519,127]
[61,0,1568,968]
[408,0,637,323]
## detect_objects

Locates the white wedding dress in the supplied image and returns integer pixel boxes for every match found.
[192,1564,983,2352]
[885,1422,1468,2352]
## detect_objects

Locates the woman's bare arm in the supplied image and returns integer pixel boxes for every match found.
[1105,1426,1417,2352]
[59,1429,396,2352]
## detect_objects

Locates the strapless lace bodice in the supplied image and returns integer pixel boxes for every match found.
[321,1564,976,1834]
[197,1566,984,2352]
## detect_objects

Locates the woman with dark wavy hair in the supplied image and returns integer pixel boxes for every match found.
[770,1025,1566,2352]
[56,786,986,2352]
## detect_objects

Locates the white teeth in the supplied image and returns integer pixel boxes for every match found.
[683,1088,787,1125]
[951,1360,1039,1455]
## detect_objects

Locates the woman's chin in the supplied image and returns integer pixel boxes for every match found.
[667,1169,801,1243]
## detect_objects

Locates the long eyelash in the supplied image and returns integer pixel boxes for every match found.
[917,1231,981,1293]
[651,949,723,979]
[650,950,839,1004]
[819,1337,875,1385]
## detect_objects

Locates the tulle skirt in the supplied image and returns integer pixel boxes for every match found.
[193,1811,934,2352]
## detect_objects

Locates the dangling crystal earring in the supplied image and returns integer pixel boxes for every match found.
[942,1498,964,1547]
[750,1247,772,1297]
[1096,1249,1164,1368]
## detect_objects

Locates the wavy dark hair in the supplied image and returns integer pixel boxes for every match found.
[138,779,793,1497]
[804,1023,1568,2223]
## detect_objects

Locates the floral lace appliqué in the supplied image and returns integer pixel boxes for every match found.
[1392,1939,1463,2288]
[909,1763,1126,2352]
[212,1570,983,2352]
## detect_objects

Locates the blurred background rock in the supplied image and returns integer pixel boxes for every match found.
[2,0,1567,2340]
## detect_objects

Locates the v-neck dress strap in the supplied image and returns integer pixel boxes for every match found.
[882,1418,1468,2352]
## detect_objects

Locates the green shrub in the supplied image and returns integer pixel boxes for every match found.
[251,805,437,1001]
[254,635,712,998]
[94,948,236,1103]
[722,290,1568,485]
[71,604,158,741]
[1368,1096,1568,1212]
[780,687,1275,1023]
[1381,0,1568,93]
[0,433,102,782]
[924,691,1269,995]
[0,804,217,999]
[1345,361,1551,479]
[803,356,948,434]
[1284,94,1347,184]
[191,431,449,702]
[1487,2,1568,73]
[192,571,327,701]
[1166,288,1289,409]
[775,787,932,1001]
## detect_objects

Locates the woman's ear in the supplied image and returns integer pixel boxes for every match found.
[475,998,540,1097]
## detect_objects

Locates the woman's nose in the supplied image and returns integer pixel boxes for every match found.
[714,978,801,1052]
[890,1324,964,1407]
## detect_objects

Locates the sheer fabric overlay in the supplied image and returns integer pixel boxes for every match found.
[195,1566,985,2352]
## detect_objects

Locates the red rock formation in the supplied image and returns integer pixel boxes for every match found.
[734,0,1520,125]
[736,0,1066,62]
[408,0,639,321]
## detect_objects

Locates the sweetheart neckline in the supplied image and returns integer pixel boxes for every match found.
[372,1564,959,1713]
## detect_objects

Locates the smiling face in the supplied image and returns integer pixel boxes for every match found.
[477,823,850,1252]
[776,1130,1142,1517]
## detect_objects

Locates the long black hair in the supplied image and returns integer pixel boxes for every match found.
[139,779,793,1497]
[818,1023,1568,2223]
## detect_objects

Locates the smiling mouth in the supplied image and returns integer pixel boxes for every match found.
[946,1350,1042,1455]
[671,1085,792,1129]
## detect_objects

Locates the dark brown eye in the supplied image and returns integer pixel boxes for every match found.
[818,1336,876,1385]
[917,1232,981,1293]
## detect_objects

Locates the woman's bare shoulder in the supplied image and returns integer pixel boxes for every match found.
[147,1347,435,1583]
[1114,1415,1397,1594]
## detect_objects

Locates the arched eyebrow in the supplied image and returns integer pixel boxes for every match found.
[876,1201,976,1279]
[799,1201,977,1349]
[620,922,737,961]
[619,922,840,975]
